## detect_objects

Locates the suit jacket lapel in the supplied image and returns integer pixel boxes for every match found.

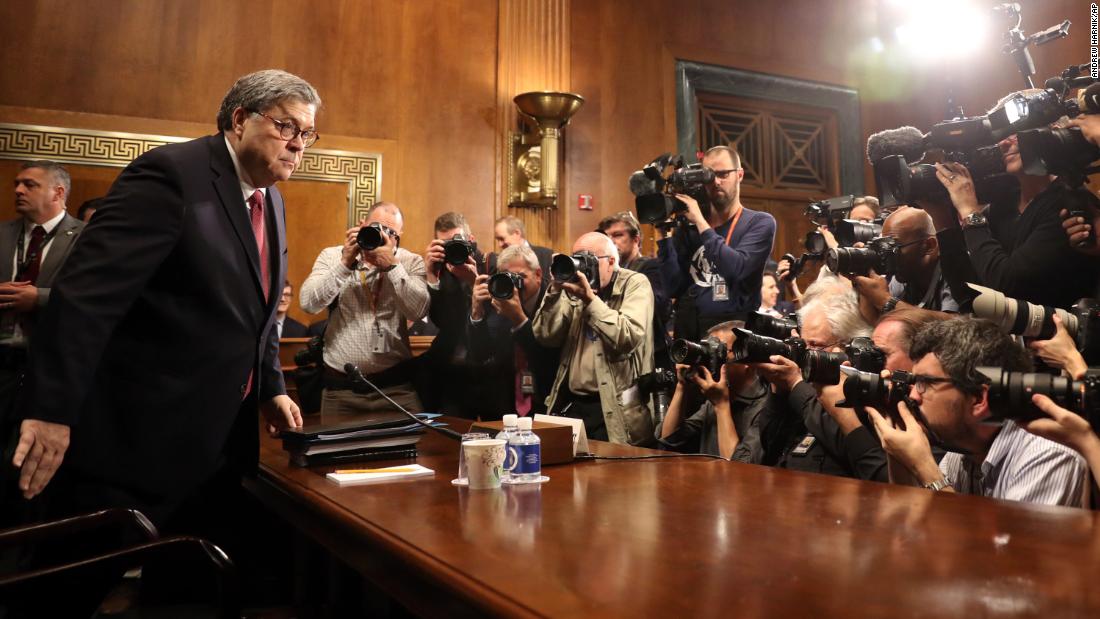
[209,136,266,303]
[36,214,80,285]
[0,220,20,282]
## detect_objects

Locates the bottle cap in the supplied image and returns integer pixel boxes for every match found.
[502,414,518,426]
[517,417,533,430]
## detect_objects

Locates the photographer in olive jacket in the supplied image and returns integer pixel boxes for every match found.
[533,232,655,445]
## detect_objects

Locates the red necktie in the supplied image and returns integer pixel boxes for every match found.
[248,190,270,301]
[19,226,46,284]
[514,343,531,416]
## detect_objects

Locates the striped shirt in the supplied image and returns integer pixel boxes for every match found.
[939,420,1089,507]
[300,246,429,375]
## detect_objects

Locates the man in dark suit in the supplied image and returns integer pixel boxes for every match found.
[486,215,553,279]
[10,70,315,527]
[0,161,84,527]
[468,244,560,416]
[277,281,309,338]
[417,211,490,418]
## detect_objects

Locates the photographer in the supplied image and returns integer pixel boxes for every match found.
[867,317,1088,507]
[467,244,560,416]
[753,281,887,481]
[300,202,429,414]
[419,212,489,419]
[599,210,671,368]
[657,145,776,340]
[533,232,654,445]
[656,321,769,461]
[1017,394,1100,489]
[847,206,959,323]
[933,92,1100,309]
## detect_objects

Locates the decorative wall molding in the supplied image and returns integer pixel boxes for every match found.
[0,123,382,226]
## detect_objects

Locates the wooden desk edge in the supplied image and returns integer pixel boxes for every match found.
[249,463,546,619]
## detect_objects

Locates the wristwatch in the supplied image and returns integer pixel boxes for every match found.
[923,477,952,492]
[880,296,901,314]
[961,212,988,230]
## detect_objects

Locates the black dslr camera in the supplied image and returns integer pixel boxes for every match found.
[637,368,678,422]
[551,251,601,288]
[670,336,728,380]
[833,218,883,247]
[825,236,899,277]
[442,234,477,266]
[731,328,808,366]
[294,335,325,367]
[836,367,918,430]
[979,367,1100,430]
[745,311,799,340]
[487,271,525,300]
[356,223,399,251]
[798,337,886,386]
[631,153,714,228]
[805,195,855,227]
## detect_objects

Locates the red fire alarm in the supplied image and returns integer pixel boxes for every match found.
[577,194,594,210]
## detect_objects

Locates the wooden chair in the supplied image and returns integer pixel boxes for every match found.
[0,509,239,618]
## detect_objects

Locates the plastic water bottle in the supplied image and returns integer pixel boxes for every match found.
[509,417,541,483]
[496,414,519,482]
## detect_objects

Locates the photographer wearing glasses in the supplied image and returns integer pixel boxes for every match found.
[847,206,960,323]
[533,232,655,445]
[300,202,429,414]
[867,317,1088,507]
[753,280,887,481]
[657,145,776,341]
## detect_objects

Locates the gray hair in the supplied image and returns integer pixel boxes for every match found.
[498,244,540,271]
[910,317,1032,396]
[21,160,71,200]
[216,69,321,131]
[802,271,850,306]
[798,287,872,343]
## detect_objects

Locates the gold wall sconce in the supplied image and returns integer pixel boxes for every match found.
[508,91,584,208]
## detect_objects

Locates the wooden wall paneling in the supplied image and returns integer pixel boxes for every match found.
[496,0,572,252]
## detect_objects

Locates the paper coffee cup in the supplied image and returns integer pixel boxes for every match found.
[463,438,507,490]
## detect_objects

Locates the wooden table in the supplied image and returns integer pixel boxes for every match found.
[247,419,1100,618]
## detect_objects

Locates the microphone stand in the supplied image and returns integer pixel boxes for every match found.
[343,363,463,441]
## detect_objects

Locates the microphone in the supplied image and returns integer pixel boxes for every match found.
[866,126,927,165]
[343,363,463,440]
[628,170,658,196]
[1078,82,1100,115]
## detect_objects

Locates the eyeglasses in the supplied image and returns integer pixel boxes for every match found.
[251,111,320,147]
[896,236,930,250]
[912,374,955,395]
[711,168,741,180]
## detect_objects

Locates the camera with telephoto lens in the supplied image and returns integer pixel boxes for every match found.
[356,223,397,251]
[835,367,918,429]
[968,284,1100,364]
[1017,127,1100,178]
[670,336,728,380]
[631,153,714,227]
[731,328,808,366]
[799,336,887,386]
[873,148,1014,210]
[442,234,476,266]
[825,236,899,277]
[487,271,525,300]
[833,218,883,247]
[550,251,601,288]
[745,311,799,340]
[978,367,1100,429]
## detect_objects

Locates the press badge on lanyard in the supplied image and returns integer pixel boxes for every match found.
[711,207,743,303]
[369,324,385,353]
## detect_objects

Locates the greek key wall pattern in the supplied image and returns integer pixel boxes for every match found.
[0,123,382,226]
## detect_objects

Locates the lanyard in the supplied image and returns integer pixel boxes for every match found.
[723,205,744,246]
[15,225,59,280]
